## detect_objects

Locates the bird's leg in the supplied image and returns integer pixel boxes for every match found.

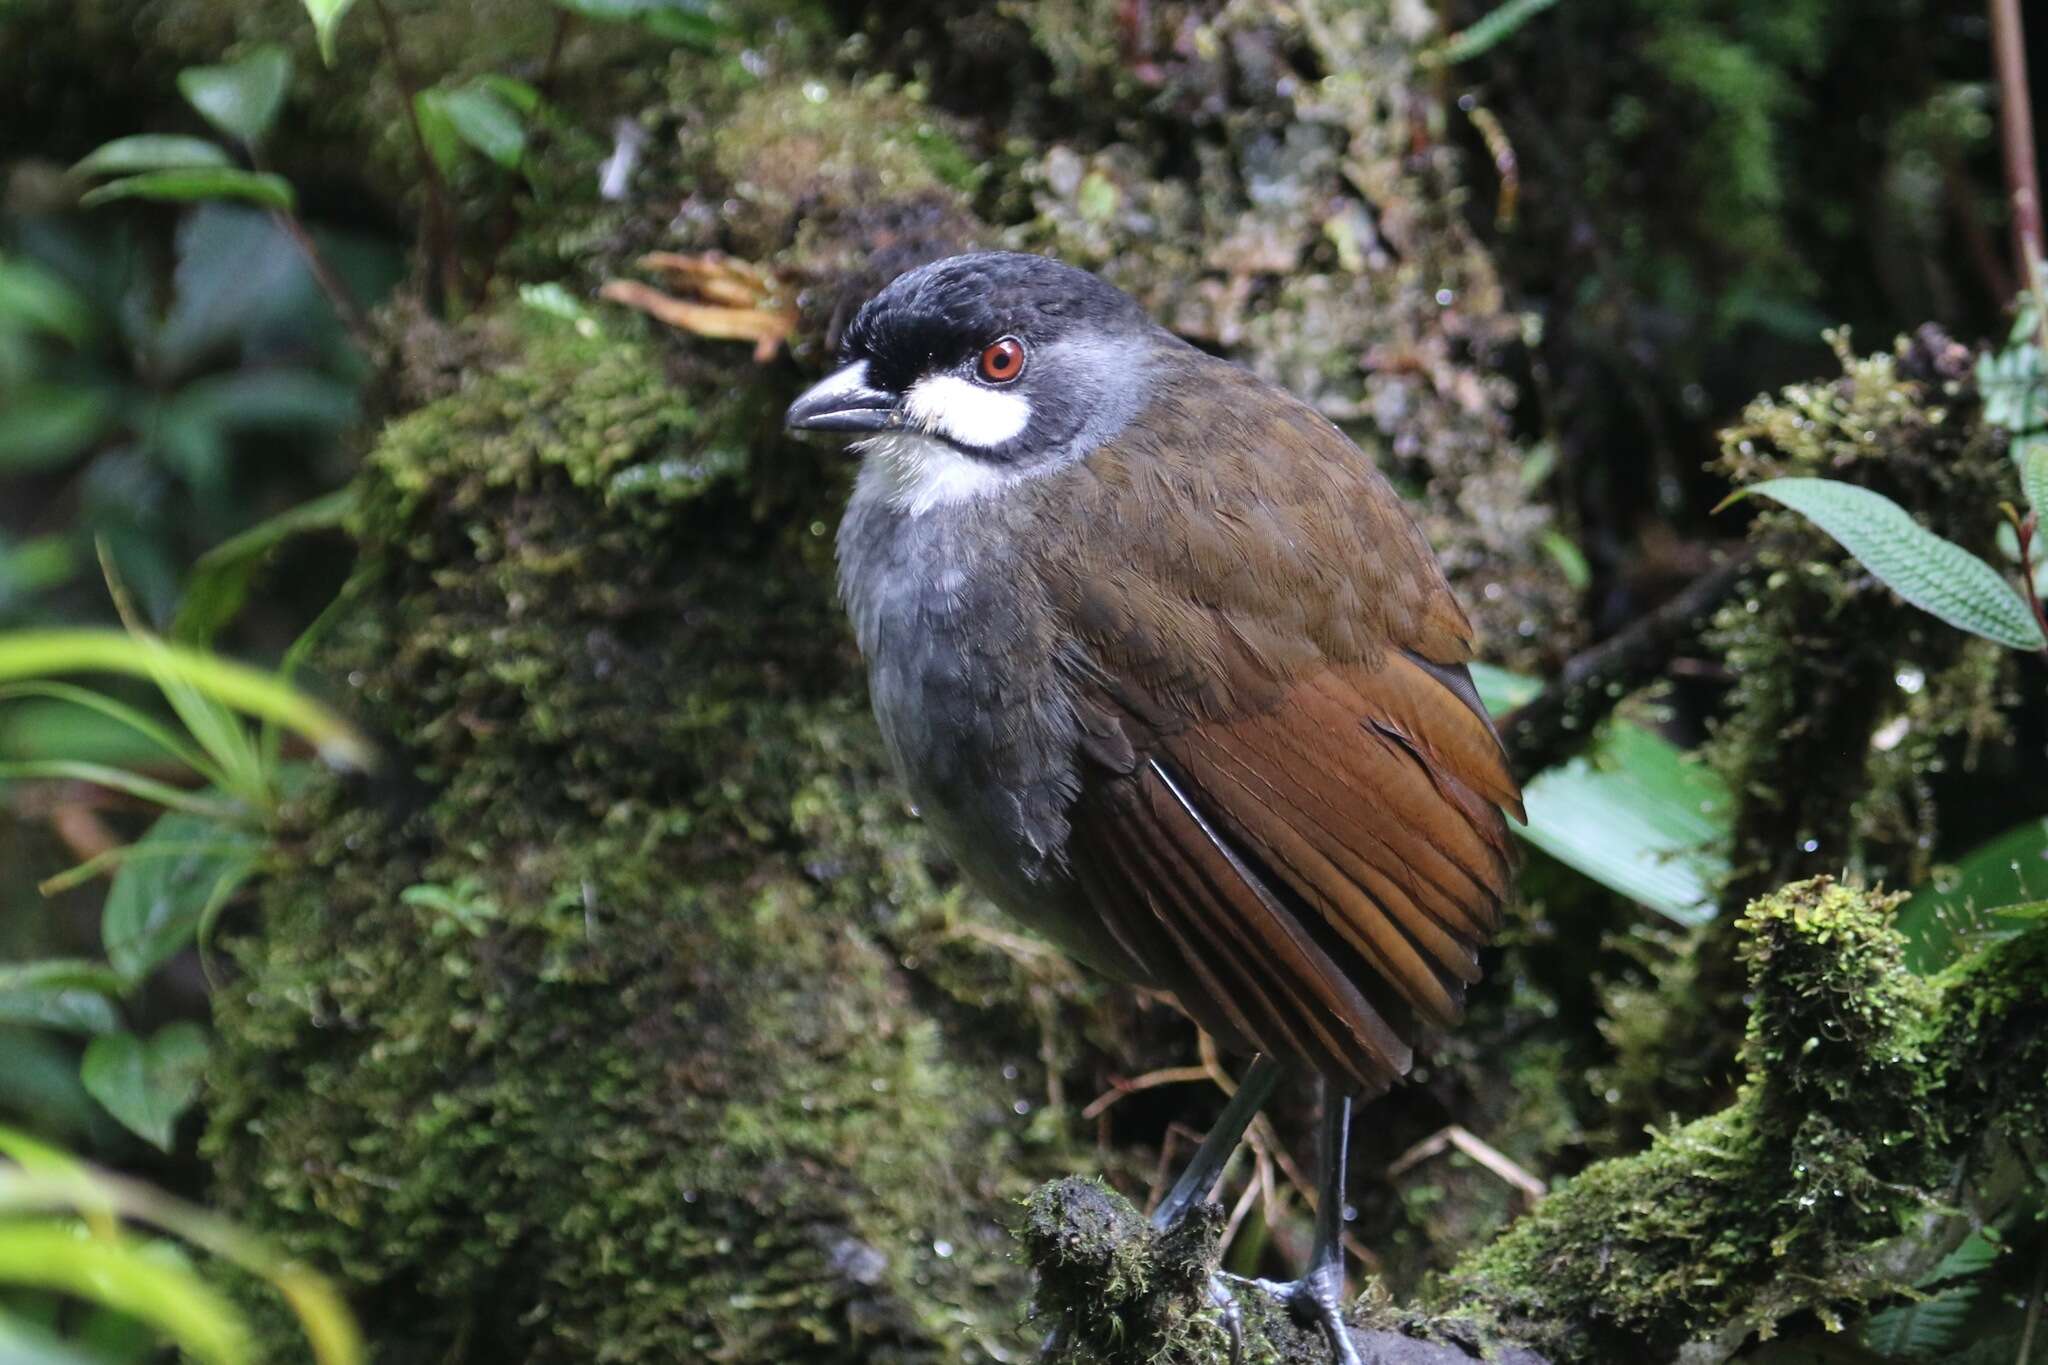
[1147,1053,1282,1365]
[1285,1079,1362,1365]
[1149,1053,1285,1231]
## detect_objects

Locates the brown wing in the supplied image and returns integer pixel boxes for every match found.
[1029,356,1522,1097]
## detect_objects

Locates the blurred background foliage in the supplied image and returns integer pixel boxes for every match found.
[0,0,2046,1361]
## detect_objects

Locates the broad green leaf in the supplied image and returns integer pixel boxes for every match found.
[0,383,114,470]
[80,1024,210,1151]
[0,255,94,344]
[177,47,291,147]
[0,629,370,767]
[173,490,355,645]
[300,0,360,64]
[2020,435,2048,519]
[416,84,525,170]
[476,74,542,115]
[1977,336,2047,433]
[1472,662,1729,924]
[72,136,232,177]
[1723,477,2046,651]
[0,961,123,1034]
[1519,722,1730,925]
[103,813,261,983]
[80,169,295,213]
[0,1219,248,1363]
[1897,817,2048,972]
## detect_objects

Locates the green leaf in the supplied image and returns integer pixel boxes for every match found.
[177,47,291,147]
[2019,434,2048,519]
[1861,1283,1978,1360]
[1722,477,2046,651]
[1518,722,1731,925]
[0,254,95,344]
[173,490,355,645]
[1897,817,2048,971]
[0,961,124,1034]
[80,1023,210,1151]
[102,813,261,983]
[475,73,542,115]
[417,84,526,170]
[71,135,232,177]
[1472,662,1730,924]
[0,629,370,768]
[1432,0,1561,64]
[0,383,114,470]
[80,169,295,212]
[0,1219,248,1362]
[551,0,732,47]
[300,0,360,65]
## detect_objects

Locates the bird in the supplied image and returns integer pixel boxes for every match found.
[785,251,1522,1364]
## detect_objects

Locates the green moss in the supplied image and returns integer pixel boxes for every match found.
[1430,878,2031,1358]
[203,303,1102,1362]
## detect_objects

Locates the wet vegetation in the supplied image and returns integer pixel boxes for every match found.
[2,1,2046,1362]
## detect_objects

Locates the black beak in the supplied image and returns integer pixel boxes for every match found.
[785,361,899,434]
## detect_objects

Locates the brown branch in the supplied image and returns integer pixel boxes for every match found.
[370,0,458,308]
[1501,545,1759,782]
[1991,0,2043,281]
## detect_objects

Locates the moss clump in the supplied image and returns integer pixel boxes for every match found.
[203,305,1102,1362]
[1708,329,2013,900]
[1434,878,2036,1358]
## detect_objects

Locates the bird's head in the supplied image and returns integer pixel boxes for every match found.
[785,252,1163,512]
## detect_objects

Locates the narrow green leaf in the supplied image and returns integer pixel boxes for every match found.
[550,0,732,46]
[173,490,355,645]
[0,961,123,1034]
[0,681,218,779]
[2020,435,2048,519]
[80,169,295,212]
[0,1219,248,1363]
[177,47,291,147]
[80,1024,210,1152]
[0,760,235,818]
[72,136,233,177]
[300,0,360,64]
[476,73,542,114]
[0,1309,110,1365]
[102,813,261,983]
[0,255,95,344]
[1433,0,1560,64]
[0,629,370,768]
[1723,477,2046,651]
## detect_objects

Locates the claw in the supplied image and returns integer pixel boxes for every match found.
[1205,1273,1245,1365]
[1286,1260,1364,1365]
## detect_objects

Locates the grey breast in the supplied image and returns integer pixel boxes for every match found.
[835,463,1148,981]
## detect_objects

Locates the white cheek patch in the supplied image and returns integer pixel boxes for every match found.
[855,432,1019,517]
[902,374,1032,450]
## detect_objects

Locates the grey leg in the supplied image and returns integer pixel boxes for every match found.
[1286,1080,1363,1365]
[1150,1052,1285,1231]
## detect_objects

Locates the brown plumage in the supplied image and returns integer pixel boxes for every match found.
[1026,358,1523,1097]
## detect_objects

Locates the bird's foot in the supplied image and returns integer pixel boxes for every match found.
[1214,1264,1364,1365]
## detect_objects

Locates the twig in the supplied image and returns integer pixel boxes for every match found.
[1502,545,1758,781]
[1990,0,2043,284]
[1080,1065,1213,1121]
[1385,1125,1547,1205]
[2019,1245,2047,1365]
[370,0,458,308]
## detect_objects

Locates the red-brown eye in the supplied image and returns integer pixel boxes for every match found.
[978,336,1026,384]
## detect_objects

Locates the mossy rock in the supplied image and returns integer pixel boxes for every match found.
[201,314,1091,1362]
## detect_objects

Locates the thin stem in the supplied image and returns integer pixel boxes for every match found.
[247,149,375,355]
[2015,512,2048,657]
[1991,0,2042,283]
[371,0,458,309]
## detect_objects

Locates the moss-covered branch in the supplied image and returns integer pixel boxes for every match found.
[1023,880,2047,1363]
